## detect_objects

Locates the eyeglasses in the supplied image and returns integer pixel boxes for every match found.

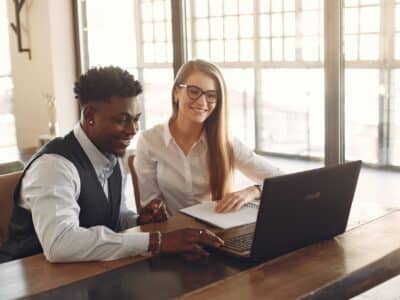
[179,84,218,104]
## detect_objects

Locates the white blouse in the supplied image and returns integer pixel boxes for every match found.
[134,123,282,215]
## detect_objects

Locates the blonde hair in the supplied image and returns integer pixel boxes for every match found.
[170,59,234,200]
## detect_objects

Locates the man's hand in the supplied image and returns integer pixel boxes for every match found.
[138,199,168,225]
[161,228,224,258]
[215,186,260,213]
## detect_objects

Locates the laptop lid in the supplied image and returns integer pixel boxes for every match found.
[250,160,362,261]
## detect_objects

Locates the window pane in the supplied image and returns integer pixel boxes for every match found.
[1,0,15,147]
[222,68,255,147]
[142,69,174,128]
[196,41,210,60]
[344,8,359,34]
[396,5,400,31]
[260,15,271,37]
[359,34,379,60]
[344,35,359,61]
[166,21,173,41]
[391,70,400,166]
[142,23,154,42]
[141,2,153,22]
[302,37,319,61]
[260,38,271,61]
[225,16,239,38]
[272,38,283,61]
[360,7,380,33]
[154,22,166,41]
[0,78,16,148]
[284,37,296,61]
[143,43,155,62]
[210,40,224,62]
[240,39,254,61]
[0,0,11,76]
[209,17,224,39]
[345,69,380,163]
[153,1,165,21]
[239,15,254,38]
[271,0,282,12]
[86,0,137,68]
[260,0,270,13]
[283,12,296,36]
[301,11,319,36]
[302,0,320,10]
[395,34,400,60]
[154,42,167,62]
[224,0,238,15]
[283,0,295,11]
[260,69,324,159]
[239,0,254,14]
[225,39,239,61]
[360,0,380,5]
[345,0,359,7]
[210,0,223,16]
[195,18,209,40]
[271,13,283,36]
[194,0,208,18]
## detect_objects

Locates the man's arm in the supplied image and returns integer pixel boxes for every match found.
[21,154,149,262]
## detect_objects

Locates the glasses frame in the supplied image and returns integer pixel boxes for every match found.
[178,84,218,104]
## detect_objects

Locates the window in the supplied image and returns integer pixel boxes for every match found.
[76,0,400,171]
[77,0,174,130]
[0,0,16,148]
[184,0,325,161]
[344,0,400,167]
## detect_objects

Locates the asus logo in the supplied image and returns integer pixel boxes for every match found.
[304,192,321,200]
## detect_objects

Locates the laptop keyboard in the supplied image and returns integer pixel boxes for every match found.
[224,232,254,252]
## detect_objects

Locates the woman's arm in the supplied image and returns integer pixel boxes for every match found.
[215,138,283,213]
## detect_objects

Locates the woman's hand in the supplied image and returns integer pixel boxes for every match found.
[137,199,168,225]
[215,186,260,213]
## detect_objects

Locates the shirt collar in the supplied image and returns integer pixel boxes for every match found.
[162,122,207,149]
[163,122,173,146]
[73,123,118,177]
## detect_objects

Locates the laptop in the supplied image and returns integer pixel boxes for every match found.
[216,160,362,261]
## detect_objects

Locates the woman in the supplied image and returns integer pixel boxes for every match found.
[134,59,282,216]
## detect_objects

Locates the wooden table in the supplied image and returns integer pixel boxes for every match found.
[0,211,399,300]
[181,211,400,300]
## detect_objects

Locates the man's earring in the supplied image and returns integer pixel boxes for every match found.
[89,120,94,125]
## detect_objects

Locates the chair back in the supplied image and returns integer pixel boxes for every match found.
[0,161,24,175]
[127,155,142,214]
[0,171,22,245]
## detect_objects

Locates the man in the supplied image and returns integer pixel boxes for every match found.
[0,66,223,263]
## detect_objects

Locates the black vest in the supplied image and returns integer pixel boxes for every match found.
[0,132,122,262]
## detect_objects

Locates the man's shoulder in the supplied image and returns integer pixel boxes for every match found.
[27,154,77,176]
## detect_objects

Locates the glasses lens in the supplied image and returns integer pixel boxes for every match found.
[205,92,217,103]
[187,86,202,100]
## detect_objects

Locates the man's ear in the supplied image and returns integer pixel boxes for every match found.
[83,104,97,124]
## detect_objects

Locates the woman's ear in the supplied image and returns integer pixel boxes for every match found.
[173,86,180,103]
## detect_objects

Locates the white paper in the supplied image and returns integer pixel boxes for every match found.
[179,201,259,229]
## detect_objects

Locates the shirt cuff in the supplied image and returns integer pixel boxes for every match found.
[123,232,150,256]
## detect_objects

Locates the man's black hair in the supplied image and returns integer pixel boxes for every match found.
[74,66,143,105]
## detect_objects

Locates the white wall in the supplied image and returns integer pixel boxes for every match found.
[7,0,78,149]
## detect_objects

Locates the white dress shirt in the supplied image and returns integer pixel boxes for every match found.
[19,124,149,262]
[134,123,282,215]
